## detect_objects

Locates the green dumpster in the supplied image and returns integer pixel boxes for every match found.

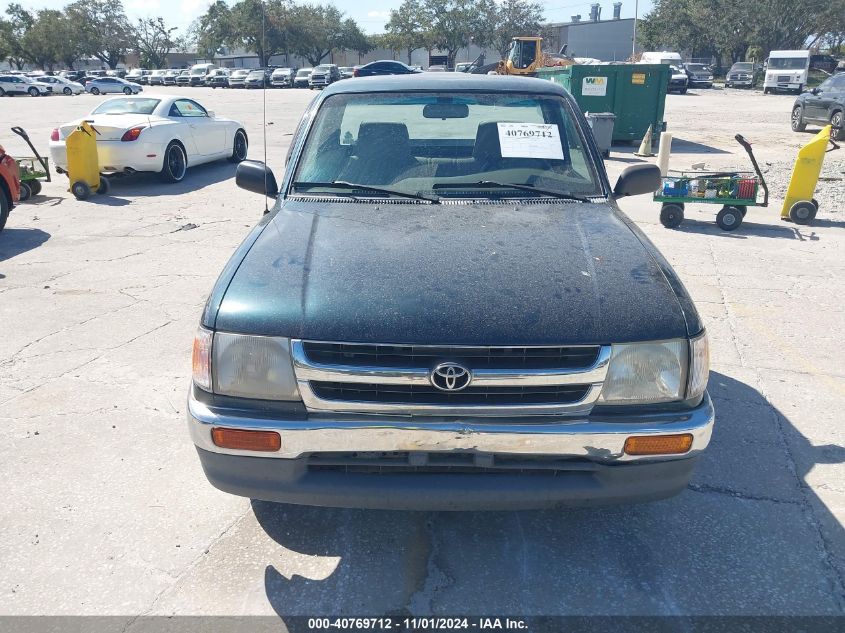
[536,64,669,143]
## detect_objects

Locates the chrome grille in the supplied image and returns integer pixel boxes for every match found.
[292,340,610,416]
[302,341,600,370]
[311,382,591,406]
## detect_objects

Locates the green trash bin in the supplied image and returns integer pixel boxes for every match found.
[536,64,669,144]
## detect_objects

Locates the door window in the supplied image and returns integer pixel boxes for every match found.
[170,99,208,117]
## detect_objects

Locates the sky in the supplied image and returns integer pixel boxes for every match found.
[17,0,654,34]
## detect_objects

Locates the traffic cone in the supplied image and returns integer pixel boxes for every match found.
[634,124,655,157]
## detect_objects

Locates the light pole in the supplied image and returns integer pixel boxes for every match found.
[632,0,638,57]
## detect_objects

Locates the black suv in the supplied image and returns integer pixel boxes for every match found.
[792,73,845,140]
[189,73,713,510]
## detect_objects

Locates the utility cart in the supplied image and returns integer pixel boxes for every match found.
[654,134,767,231]
[11,126,50,202]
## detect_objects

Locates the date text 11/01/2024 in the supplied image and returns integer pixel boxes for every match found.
[307,617,529,630]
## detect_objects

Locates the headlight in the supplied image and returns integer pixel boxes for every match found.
[599,340,687,405]
[212,332,300,400]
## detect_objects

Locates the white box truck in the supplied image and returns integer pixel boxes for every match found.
[764,50,810,94]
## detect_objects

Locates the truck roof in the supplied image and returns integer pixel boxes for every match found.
[768,50,810,57]
[321,72,569,96]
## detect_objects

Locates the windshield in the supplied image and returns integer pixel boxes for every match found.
[191,67,208,75]
[92,98,160,115]
[248,70,264,77]
[769,57,807,70]
[686,64,707,71]
[732,63,753,71]
[292,91,602,200]
[508,40,537,70]
[297,70,312,77]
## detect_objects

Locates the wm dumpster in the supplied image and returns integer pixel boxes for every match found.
[536,64,669,144]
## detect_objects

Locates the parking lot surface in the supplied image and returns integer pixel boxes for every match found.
[1,86,844,619]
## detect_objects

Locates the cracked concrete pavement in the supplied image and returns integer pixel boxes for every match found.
[0,86,843,619]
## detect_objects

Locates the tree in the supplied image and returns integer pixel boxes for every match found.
[22,10,65,69]
[52,11,87,69]
[421,0,485,68]
[190,1,231,59]
[638,0,713,56]
[227,0,288,67]
[192,0,294,66]
[1,4,34,69]
[639,0,844,63]
[385,0,429,65]
[478,0,543,59]
[134,17,177,68]
[371,32,401,60]
[340,18,372,58]
[65,0,133,69]
[0,24,7,66]
[289,4,348,66]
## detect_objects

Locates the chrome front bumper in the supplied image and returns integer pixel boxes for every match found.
[187,392,714,463]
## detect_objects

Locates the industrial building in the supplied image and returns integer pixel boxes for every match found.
[545,3,640,62]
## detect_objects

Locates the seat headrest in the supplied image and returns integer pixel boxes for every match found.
[356,123,410,159]
[473,121,501,162]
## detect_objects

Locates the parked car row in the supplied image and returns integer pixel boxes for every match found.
[3,59,456,97]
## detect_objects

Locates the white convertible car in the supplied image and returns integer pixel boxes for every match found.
[49,95,248,182]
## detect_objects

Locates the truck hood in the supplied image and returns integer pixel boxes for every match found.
[214,200,693,345]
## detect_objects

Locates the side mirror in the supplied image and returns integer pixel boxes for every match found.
[613,164,661,197]
[206,110,215,118]
[236,160,278,197]
[811,87,821,95]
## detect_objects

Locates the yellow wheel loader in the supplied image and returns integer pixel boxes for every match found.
[466,37,576,76]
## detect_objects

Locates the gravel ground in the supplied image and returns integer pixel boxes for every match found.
[1,85,844,622]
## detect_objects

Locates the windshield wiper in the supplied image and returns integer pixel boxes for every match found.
[433,180,593,203]
[292,180,439,203]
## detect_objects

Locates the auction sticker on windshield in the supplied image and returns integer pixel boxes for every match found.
[497,123,564,160]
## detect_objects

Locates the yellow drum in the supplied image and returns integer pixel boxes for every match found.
[781,125,831,224]
[65,121,109,199]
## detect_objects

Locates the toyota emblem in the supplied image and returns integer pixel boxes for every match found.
[430,362,472,392]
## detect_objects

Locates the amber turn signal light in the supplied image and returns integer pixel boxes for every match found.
[212,428,281,452]
[624,434,693,456]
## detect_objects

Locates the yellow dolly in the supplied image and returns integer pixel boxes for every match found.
[65,121,109,200]
[781,125,839,224]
